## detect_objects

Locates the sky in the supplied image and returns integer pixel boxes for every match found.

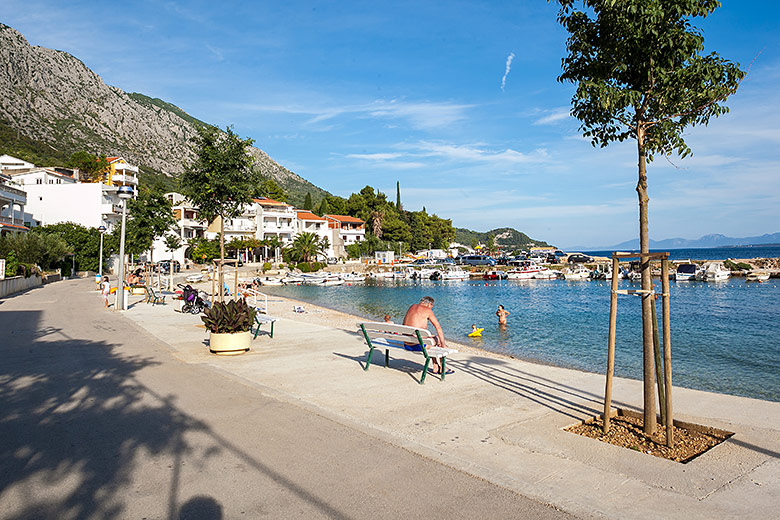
[2,1,780,249]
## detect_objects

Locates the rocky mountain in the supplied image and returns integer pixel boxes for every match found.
[599,232,780,251]
[454,227,553,250]
[0,23,328,206]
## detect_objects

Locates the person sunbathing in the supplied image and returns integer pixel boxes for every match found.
[403,296,451,375]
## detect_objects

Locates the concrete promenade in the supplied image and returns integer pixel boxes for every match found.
[3,278,779,519]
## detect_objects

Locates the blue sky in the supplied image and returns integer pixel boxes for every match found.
[2,1,780,249]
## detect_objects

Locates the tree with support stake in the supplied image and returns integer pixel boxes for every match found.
[556,0,744,435]
[179,126,260,303]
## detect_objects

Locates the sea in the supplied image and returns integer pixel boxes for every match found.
[260,246,780,403]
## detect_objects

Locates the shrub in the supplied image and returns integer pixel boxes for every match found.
[201,299,256,334]
[724,260,752,271]
[262,262,272,272]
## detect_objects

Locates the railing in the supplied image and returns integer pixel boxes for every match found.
[245,287,268,313]
[0,183,27,203]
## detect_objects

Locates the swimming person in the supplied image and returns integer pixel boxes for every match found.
[496,304,510,325]
[403,296,451,375]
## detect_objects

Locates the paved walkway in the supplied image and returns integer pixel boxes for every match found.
[0,279,572,520]
[4,278,779,519]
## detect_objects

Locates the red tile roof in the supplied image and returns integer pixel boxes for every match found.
[253,197,287,206]
[325,214,365,224]
[296,211,326,221]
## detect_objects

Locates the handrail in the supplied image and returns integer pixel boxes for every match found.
[245,287,268,313]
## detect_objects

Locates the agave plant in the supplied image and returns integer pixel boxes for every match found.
[201,299,256,334]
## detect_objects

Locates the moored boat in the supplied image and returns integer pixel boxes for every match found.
[483,270,508,280]
[674,261,702,281]
[697,262,730,281]
[563,265,590,280]
[745,271,770,282]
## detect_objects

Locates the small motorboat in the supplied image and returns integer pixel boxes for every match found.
[258,277,283,286]
[674,262,702,281]
[340,272,366,283]
[483,270,507,280]
[745,271,770,282]
[441,267,469,280]
[563,265,590,280]
[697,263,730,281]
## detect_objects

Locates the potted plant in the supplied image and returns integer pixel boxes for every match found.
[202,299,256,355]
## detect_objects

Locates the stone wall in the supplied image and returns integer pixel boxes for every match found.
[0,275,42,298]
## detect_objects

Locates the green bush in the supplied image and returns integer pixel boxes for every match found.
[262,262,272,272]
[201,299,256,334]
[724,260,752,271]
[298,262,311,273]
[4,251,19,277]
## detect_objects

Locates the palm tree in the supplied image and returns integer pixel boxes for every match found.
[289,232,321,263]
[370,209,385,238]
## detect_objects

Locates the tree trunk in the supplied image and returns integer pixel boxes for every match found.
[636,125,657,434]
[219,216,225,303]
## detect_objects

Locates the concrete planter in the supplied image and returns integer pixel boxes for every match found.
[208,331,251,355]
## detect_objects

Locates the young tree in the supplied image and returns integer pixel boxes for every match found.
[556,0,744,433]
[287,232,324,263]
[258,178,288,202]
[65,151,109,183]
[164,233,181,290]
[396,181,403,211]
[303,192,313,210]
[125,190,175,261]
[179,126,260,300]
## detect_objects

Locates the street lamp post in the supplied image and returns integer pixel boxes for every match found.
[98,225,106,278]
[115,186,134,311]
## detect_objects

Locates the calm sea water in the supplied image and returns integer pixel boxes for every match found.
[262,272,780,402]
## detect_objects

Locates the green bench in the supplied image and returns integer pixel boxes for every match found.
[145,286,166,305]
[253,313,278,339]
[357,321,458,384]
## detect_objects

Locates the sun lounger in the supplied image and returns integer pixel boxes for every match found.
[357,321,458,384]
[186,273,203,283]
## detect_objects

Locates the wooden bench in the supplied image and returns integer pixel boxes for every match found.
[145,286,166,305]
[253,313,278,339]
[357,322,458,384]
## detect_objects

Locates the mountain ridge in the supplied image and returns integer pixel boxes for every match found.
[567,232,780,251]
[0,23,328,206]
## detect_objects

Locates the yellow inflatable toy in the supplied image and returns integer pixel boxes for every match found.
[468,327,484,337]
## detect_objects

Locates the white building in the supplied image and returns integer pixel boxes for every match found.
[9,167,78,187]
[206,197,298,247]
[20,181,127,232]
[296,210,332,259]
[0,154,35,172]
[0,172,29,235]
[324,214,365,258]
[150,192,207,264]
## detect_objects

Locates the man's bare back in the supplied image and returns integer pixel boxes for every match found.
[403,296,449,373]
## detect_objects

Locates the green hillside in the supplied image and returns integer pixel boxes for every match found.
[455,227,554,250]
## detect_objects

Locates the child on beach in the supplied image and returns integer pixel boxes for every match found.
[384,314,393,323]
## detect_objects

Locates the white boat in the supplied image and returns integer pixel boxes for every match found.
[318,277,344,286]
[507,261,544,280]
[563,265,590,280]
[697,263,730,281]
[258,276,283,286]
[533,269,558,279]
[674,262,702,281]
[370,270,395,279]
[340,272,366,283]
[627,270,642,282]
[745,271,770,282]
[281,272,305,284]
[440,266,469,280]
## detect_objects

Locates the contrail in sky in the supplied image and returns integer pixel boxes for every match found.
[501,52,515,91]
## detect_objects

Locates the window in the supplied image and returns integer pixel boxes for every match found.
[36,178,42,184]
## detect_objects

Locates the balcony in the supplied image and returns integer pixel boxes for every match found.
[111,173,139,186]
[0,183,27,205]
[114,163,139,174]
[180,218,207,229]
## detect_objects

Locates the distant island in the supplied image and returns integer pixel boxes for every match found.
[571,232,780,251]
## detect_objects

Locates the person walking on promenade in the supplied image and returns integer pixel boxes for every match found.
[403,296,451,375]
[101,276,111,308]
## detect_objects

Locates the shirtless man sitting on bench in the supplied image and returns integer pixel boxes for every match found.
[403,296,451,375]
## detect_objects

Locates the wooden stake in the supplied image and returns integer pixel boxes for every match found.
[651,294,666,427]
[661,259,674,447]
[604,255,620,434]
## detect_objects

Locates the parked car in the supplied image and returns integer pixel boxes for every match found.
[157,260,181,273]
[459,255,497,266]
[567,253,593,264]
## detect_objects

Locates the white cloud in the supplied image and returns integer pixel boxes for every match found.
[501,52,515,92]
[533,107,571,125]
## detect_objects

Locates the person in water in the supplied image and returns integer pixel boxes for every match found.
[496,304,510,325]
[403,296,450,374]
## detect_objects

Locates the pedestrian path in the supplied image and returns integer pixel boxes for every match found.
[122,284,780,520]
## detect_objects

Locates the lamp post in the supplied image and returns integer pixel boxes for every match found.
[115,186,134,311]
[98,225,106,278]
